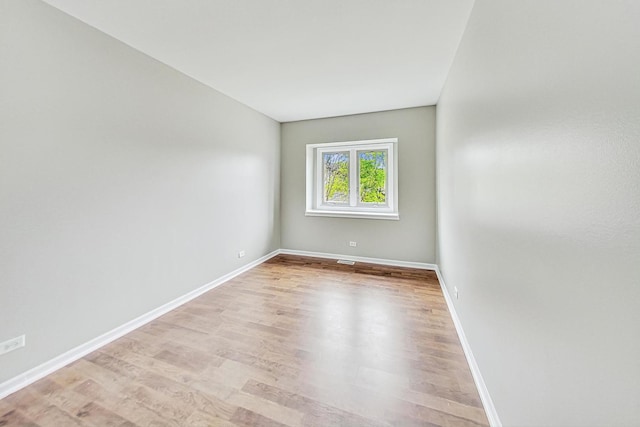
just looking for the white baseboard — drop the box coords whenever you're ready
[0,250,280,400]
[280,249,500,424]
[1,249,501,427]
[279,248,437,270]
[435,266,502,427]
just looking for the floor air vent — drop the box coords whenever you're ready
[337,259,356,265]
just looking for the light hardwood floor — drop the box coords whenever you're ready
[0,254,489,426]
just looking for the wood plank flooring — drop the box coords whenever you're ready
[0,254,489,426]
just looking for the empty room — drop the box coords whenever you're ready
[1,0,638,426]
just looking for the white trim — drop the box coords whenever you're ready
[305,210,399,220]
[306,137,398,149]
[435,266,502,427]
[1,248,501,427]
[279,248,436,270]
[0,250,280,401]
[282,251,502,425]
[280,250,501,426]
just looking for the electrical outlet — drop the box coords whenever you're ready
[0,335,25,356]
[349,241,357,247]
[454,287,459,300]
[238,250,245,258]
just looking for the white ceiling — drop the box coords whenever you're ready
[42,0,474,122]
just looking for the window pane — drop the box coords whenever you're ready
[323,152,349,203]
[359,150,387,203]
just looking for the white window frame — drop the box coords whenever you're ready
[305,138,399,220]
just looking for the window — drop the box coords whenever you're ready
[306,138,398,220]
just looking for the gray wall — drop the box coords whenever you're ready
[281,107,436,263]
[0,0,280,384]
[437,0,640,425]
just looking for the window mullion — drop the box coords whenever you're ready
[349,148,357,207]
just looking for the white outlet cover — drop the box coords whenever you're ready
[0,335,25,356]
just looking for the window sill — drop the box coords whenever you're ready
[305,209,399,220]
